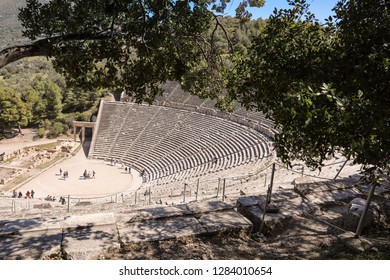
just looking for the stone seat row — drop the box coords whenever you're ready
[90,101,273,184]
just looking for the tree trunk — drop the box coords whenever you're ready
[18,125,24,136]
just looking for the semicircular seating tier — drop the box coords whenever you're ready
[121,81,279,138]
[89,99,274,184]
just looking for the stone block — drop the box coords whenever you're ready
[62,212,115,228]
[381,197,390,223]
[344,198,383,231]
[337,232,373,253]
[1,217,61,234]
[0,229,62,260]
[186,200,234,214]
[236,196,265,208]
[305,187,360,204]
[196,209,252,234]
[238,204,287,234]
[119,205,191,223]
[118,216,205,243]
[272,190,300,202]
[62,224,120,260]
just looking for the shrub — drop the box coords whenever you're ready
[46,121,66,138]
[75,112,90,122]
[37,128,46,138]
[43,119,52,129]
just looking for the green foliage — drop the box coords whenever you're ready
[37,127,46,138]
[75,112,90,122]
[1,0,387,185]
[62,89,100,113]
[0,57,104,132]
[0,1,262,135]
[0,87,30,131]
[46,121,68,138]
[40,119,52,129]
[36,117,69,138]
[12,1,265,104]
[231,0,389,177]
[0,0,267,138]
[1,1,266,113]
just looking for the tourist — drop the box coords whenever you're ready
[46,195,55,201]
[59,197,66,205]
[60,168,62,175]
[31,189,35,198]
[92,170,95,179]
[12,190,17,198]
[18,191,23,198]
[26,191,31,199]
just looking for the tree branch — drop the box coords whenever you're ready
[212,13,234,54]
[0,31,118,68]
[0,43,46,68]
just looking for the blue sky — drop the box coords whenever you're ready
[223,0,339,22]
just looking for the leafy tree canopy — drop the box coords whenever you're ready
[0,0,388,183]
[229,0,389,182]
[0,87,30,132]
[0,0,264,106]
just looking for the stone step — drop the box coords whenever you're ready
[0,200,253,260]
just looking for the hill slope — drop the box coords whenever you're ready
[0,0,25,48]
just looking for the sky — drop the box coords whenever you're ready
[223,0,340,22]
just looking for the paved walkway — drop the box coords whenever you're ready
[0,130,68,155]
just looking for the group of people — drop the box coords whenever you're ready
[60,169,69,179]
[12,189,34,199]
[83,169,95,179]
[44,195,66,205]
[113,160,133,174]
[124,166,131,173]
[45,195,56,201]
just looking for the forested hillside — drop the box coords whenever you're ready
[207,16,266,55]
[0,0,104,138]
[0,0,50,49]
[0,0,23,49]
